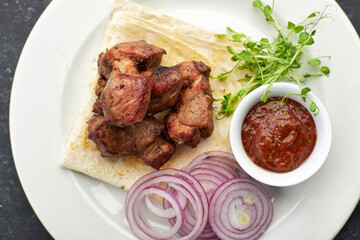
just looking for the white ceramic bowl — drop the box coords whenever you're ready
[230,82,332,187]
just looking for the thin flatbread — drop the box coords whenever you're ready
[61,0,246,190]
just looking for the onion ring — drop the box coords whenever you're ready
[125,169,208,240]
[125,151,273,240]
[209,177,273,240]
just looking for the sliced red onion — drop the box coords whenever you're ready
[125,169,208,240]
[188,162,237,179]
[184,151,250,239]
[183,151,249,178]
[200,158,239,177]
[167,183,203,235]
[144,193,179,219]
[183,150,235,167]
[132,186,183,239]
[125,151,273,240]
[209,178,273,240]
[189,168,228,183]
[163,176,209,238]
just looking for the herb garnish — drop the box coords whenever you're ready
[214,0,330,118]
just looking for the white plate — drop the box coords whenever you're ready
[10,0,360,239]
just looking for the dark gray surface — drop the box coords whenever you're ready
[0,0,359,239]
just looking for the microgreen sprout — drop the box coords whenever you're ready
[214,0,330,118]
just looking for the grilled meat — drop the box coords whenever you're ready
[140,137,176,170]
[148,66,185,114]
[178,96,214,138]
[131,117,165,153]
[92,98,103,115]
[95,77,107,96]
[94,40,166,119]
[174,61,211,88]
[87,115,136,157]
[98,40,166,79]
[166,61,214,146]
[165,111,201,147]
[88,42,214,169]
[87,115,164,157]
[92,77,106,115]
[176,73,214,138]
[100,71,152,126]
[88,115,174,169]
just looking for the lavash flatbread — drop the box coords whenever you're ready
[61,0,246,190]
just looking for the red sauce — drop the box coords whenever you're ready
[241,97,317,173]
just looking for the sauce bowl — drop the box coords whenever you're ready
[230,82,332,187]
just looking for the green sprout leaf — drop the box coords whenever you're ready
[253,0,263,8]
[308,58,321,66]
[294,26,304,33]
[260,38,270,43]
[263,5,273,20]
[310,102,317,112]
[298,32,309,43]
[287,21,295,30]
[305,37,315,45]
[308,12,317,18]
[215,34,227,38]
[301,87,311,95]
[227,46,236,54]
[321,66,330,75]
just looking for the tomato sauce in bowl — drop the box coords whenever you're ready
[241,97,317,173]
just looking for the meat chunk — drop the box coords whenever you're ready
[174,61,211,88]
[88,42,214,169]
[148,66,185,114]
[95,77,107,96]
[92,77,107,115]
[166,61,214,146]
[131,117,165,153]
[165,111,201,147]
[110,58,139,76]
[87,115,165,157]
[87,115,173,169]
[94,40,166,119]
[100,71,152,126]
[177,96,214,138]
[176,73,214,138]
[98,40,166,79]
[92,98,103,115]
[87,115,136,157]
[140,137,176,170]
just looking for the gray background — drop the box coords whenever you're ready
[0,0,359,239]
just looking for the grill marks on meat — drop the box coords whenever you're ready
[88,115,173,169]
[88,41,214,169]
[166,61,214,147]
[100,72,152,126]
[148,66,185,114]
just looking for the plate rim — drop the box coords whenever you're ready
[9,0,360,239]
